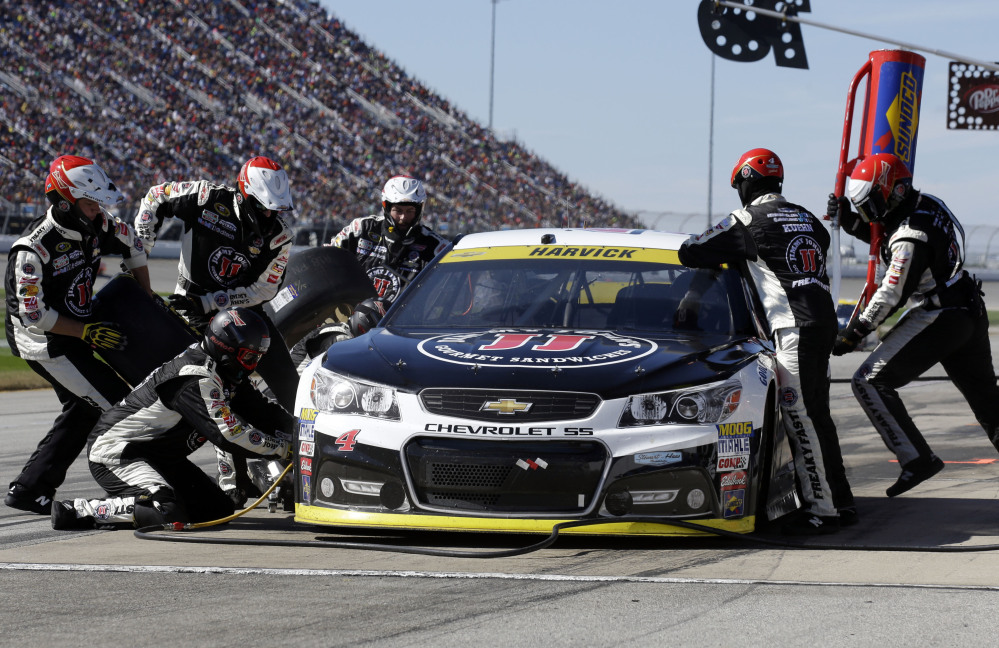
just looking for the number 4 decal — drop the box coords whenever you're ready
[335,429,361,451]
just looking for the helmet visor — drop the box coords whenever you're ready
[236,347,266,371]
[853,191,886,224]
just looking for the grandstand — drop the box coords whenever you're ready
[0,0,640,244]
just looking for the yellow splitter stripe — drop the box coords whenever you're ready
[296,504,756,536]
[443,246,682,264]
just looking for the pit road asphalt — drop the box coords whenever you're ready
[2,260,999,646]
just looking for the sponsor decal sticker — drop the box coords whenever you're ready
[717,421,753,438]
[418,329,656,368]
[515,458,548,471]
[722,488,746,518]
[440,245,679,264]
[717,455,750,471]
[717,437,751,457]
[634,451,683,466]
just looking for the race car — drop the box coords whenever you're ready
[292,228,800,536]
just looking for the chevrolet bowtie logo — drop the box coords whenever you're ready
[480,398,533,415]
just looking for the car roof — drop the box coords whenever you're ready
[452,228,691,252]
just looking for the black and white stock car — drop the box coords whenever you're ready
[293,228,800,536]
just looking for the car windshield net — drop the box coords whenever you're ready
[388,252,755,336]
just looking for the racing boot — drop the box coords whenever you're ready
[838,506,860,527]
[51,500,96,530]
[987,424,999,454]
[5,482,54,515]
[780,510,840,536]
[886,454,944,498]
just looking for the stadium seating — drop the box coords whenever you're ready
[0,0,639,239]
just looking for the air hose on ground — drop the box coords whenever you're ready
[134,462,999,556]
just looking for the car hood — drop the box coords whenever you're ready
[320,327,767,399]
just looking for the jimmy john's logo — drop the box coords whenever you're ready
[418,329,656,368]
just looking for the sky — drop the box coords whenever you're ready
[320,1,998,235]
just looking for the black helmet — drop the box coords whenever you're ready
[203,307,271,382]
[348,298,386,337]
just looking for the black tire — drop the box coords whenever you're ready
[752,385,779,531]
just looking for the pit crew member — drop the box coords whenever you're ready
[4,155,151,515]
[679,148,854,535]
[830,153,999,497]
[51,308,294,530]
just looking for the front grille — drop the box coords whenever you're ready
[429,462,511,488]
[405,437,608,515]
[419,388,600,422]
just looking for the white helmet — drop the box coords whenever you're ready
[239,156,294,211]
[381,175,426,217]
[45,155,123,208]
[45,155,123,234]
[238,156,293,237]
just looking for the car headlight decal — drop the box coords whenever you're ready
[629,394,669,423]
[619,378,742,427]
[310,368,401,420]
[360,386,394,414]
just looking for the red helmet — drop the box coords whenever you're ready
[730,148,784,188]
[846,153,912,223]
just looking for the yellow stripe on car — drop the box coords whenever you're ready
[296,504,756,536]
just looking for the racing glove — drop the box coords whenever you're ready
[827,193,849,220]
[831,324,871,356]
[167,293,207,316]
[829,193,866,237]
[81,321,127,352]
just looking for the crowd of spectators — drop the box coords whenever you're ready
[0,0,640,239]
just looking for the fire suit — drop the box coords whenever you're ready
[134,179,297,408]
[5,206,148,509]
[329,214,448,305]
[135,179,298,500]
[56,343,294,528]
[679,193,853,519]
[288,214,449,368]
[840,192,999,465]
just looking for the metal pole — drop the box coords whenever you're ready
[707,54,715,228]
[489,0,497,130]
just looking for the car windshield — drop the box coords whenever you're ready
[388,247,756,336]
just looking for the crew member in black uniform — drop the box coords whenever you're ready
[51,308,294,530]
[4,155,152,515]
[830,153,999,497]
[329,175,449,306]
[133,156,298,504]
[291,175,450,364]
[679,148,854,535]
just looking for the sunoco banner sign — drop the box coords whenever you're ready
[948,62,999,130]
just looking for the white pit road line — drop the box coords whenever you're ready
[2,562,999,591]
